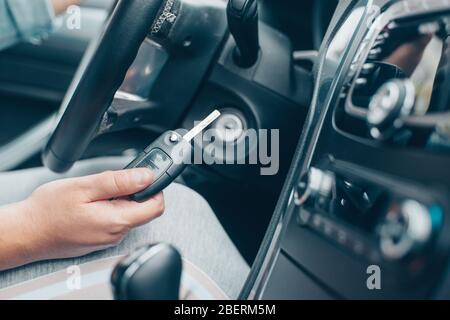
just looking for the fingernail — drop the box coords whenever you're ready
[131,169,153,186]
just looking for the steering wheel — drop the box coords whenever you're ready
[312,0,338,50]
[43,0,166,172]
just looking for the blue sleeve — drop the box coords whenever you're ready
[0,0,56,51]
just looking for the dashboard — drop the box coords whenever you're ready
[2,0,449,299]
[243,0,450,299]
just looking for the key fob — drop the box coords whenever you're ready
[125,131,192,202]
[125,110,221,202]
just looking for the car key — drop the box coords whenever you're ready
[125,110,221,202]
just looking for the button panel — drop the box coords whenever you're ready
[135,149,173,181]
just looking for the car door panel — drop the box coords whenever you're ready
[0,4,110,103]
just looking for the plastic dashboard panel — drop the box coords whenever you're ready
[240,0,359,299]
[242,0,450,300]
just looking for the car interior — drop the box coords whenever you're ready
[1,0,450,300]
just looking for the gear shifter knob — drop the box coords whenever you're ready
[111,244,182,300]
[227,0,260,67]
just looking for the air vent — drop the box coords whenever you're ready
[334,0,450,151]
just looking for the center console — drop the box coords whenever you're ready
[243,0,450,299]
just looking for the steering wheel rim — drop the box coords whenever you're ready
[43,0,164,173]
[312,0,338,50]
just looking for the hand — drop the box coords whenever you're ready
[0,168,164,270]
[51,0,81,15]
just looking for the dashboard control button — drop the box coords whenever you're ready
[294,167,334,206]
[368,47,382,60]
[355,77,368,88]
[378,200,435,260]
[376,32,389,41]
[296,208,311,226]
[367,78,415,140]
[361,63,375,74]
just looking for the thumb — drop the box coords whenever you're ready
[80,168,154,201]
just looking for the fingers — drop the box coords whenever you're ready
[110,193,165,228]
[79,168,154,201]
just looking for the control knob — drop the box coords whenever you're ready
[367,79,415,140]
[377,200,439,260]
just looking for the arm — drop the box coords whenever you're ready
[0,168,165,271]
[0,0,81,50]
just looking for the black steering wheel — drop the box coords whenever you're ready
[43,0,165,172]
[312,0,338,50]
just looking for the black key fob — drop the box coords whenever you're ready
[125,110,221,202]
[125,131,191,202]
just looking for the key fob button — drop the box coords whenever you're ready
[135,149,173,181]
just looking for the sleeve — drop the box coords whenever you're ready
[0,0,56,50]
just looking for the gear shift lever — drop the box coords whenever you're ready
[227,0,260,67]
[111,244,182,300]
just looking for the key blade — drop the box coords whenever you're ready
[183,110,221,142]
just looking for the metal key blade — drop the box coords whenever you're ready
[183,110,221,142]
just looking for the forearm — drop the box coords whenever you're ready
[51,0,81,15]
[0,0,80,51]
[0,202,41,271]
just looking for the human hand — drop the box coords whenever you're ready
[51,0,81,15]
[0,168,164,270]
